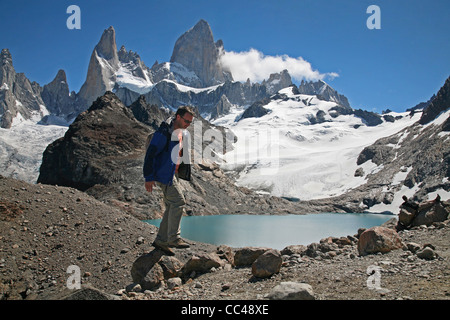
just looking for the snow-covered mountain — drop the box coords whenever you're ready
[0,19,448,215]
[0,122,67,182]
[212,86,422,201]
[212,77,449,214]
[0,20,345,127]
[0,49,49,128]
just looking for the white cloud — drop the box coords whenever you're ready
[220,48,338,83]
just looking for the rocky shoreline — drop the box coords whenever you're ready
[0,175,449,301]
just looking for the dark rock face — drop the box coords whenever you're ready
[0,49,46,128]
[298,79,351,109]
[262,70,293,95]
[38,92,151,191]
[41,69,76,116]
[419,76,450,125]
[127,95,171,130]
[210,95,233,120]
[239,98,271,120]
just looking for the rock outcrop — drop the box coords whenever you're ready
[0,49,47,128]
[262,70,293,95]
[38,91,151,191]
[298,79,351,109]
[419,76,450,125]
[40,69,77,122]
[398,195,450,229]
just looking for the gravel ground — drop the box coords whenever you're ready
[1,175,449,301]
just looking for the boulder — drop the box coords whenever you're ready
[412,198,449,227]
[54,284,120,300]
[304,243,321,258]
[397,195,450,229]
[182,252,224,276]
[280,245,307,256]
[158,255,183,279]
[357,226,403,256]
[398,207,417,227]
[251,249,282,278]
[267,282,315,300]
[406,242,421,253]
[234,247,270,267]
[416,247,437,260]
[130,250,165,290]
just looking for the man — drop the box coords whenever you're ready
[143,106,194,255]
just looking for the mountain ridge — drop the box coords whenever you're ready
[1,20,448,212]
[1,20,357,129]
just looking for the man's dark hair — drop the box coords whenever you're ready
[175,106,195,118]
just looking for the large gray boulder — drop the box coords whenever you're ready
[267,282,315,300]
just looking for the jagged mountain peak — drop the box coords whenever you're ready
[40,69,74,116]
[419,75,450,125]
[170,19,233,87]
[53,69,67,82]
[298,79,351,109]
[95,26,118,62]
[0,48,46,128]
[1,48,13,65]
[77,26,120,109]
[187,19,213,38]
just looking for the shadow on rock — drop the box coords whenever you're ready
[130,249,165,291]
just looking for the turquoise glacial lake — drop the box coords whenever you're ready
[145,213,394,250]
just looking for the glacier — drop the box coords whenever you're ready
[213,87,422,202]
[0,121,68,183]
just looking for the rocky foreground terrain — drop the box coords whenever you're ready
[0,174,449,301]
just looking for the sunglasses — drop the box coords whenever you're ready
[180,115,192,124]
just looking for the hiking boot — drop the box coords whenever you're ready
[152,239,175,256]
[169,238,190,249]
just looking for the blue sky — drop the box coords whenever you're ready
[1,0,449,113]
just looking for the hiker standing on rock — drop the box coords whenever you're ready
[143,106,194,255]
